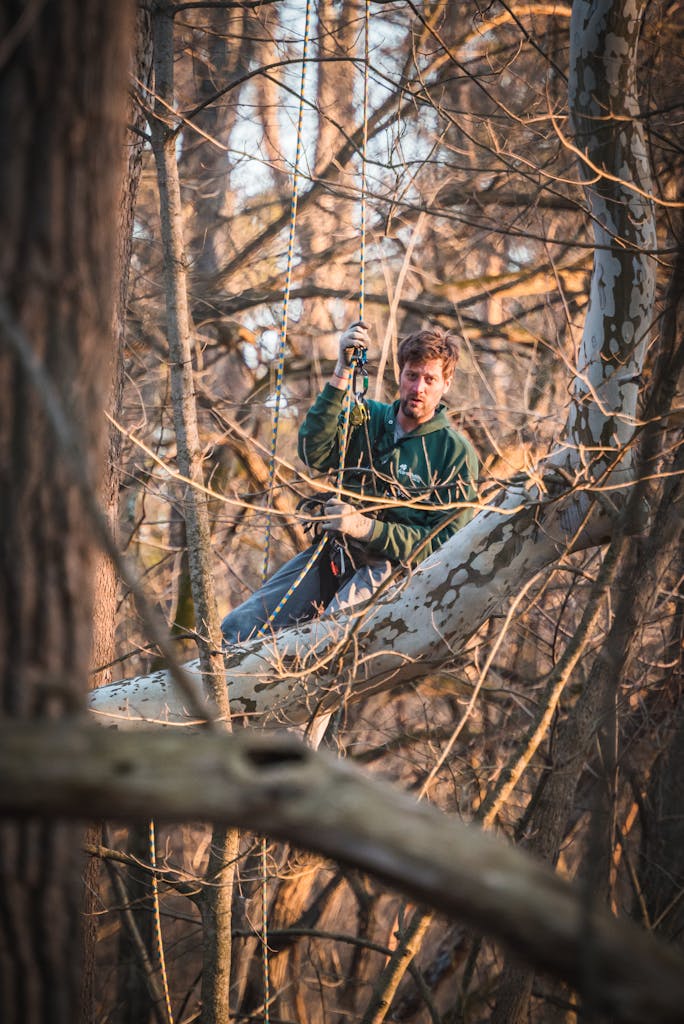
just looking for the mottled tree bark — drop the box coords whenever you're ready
[0,1,132,1022]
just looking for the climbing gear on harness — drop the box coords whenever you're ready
[350,345,369,409]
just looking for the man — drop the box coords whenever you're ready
[221,321,478,645]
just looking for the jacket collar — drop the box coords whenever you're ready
[386,400,450,437]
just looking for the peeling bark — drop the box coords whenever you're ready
[563,0,656,477]
[89,489,609,728]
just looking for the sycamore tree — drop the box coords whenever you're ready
[92,0,660,747]
[2,1,683,1023]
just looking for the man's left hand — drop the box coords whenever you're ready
[322,499,374,542]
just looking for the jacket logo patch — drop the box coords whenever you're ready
[398,463,426,487]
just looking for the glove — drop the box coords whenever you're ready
[322,499,375,542]
[335,321,370,377]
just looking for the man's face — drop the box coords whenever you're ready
[398,357,452,428]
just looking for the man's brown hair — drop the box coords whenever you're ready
[397,325,461,380]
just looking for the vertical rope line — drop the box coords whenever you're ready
[336,381,354,496]
[358,0,370,323]
[257,8,367,1016]
[261,0,313,584]
[259,10,312,1021]
[149,820,174,1024]
[256,537,328,640]
[338,0,370,492]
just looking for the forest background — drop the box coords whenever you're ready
[0,1,682,1023]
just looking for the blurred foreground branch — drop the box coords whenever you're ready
[1,720,683,1024]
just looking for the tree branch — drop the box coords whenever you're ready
[1,721,683,1024]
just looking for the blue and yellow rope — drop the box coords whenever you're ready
[338,1,370,488]
[359,0,370,324]
[261,0,313,585]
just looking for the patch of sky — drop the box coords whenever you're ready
[132,216,152,241]
[229,2,432,211]
[229,1,320,201]
[239,294,305,377]
[265,388,297,414]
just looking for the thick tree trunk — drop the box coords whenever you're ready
[0,2,132,1022]
[83,11,154,1024]
[562,0,656,475]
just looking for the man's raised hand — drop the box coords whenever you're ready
[335,321,370,378]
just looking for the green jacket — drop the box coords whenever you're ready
[298,384,478,565]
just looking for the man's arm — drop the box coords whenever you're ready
[324,438,479,566]
[298,322,370,471]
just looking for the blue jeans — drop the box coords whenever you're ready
[221,543,394,645]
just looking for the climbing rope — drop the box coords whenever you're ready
[261,0,313,586]
[258,5,312,1020]
[256,5,370,1020]
[338,0,371,486]
[359,0,370,325]
[149,820,174,1024]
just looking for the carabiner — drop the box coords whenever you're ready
[350,345,368,402]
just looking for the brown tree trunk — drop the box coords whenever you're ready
[0,2,132,1022]
[82,11,154,1023]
